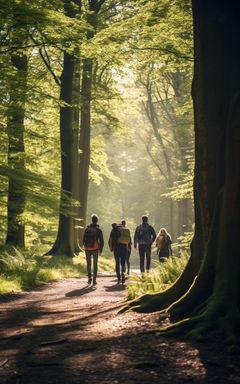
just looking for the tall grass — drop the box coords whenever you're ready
[0,247,114,294]
[126,253,189,300]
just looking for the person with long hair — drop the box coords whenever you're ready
[155,227,172,261]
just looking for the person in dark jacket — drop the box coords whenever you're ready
[134,215,156,273]
[108,221,131,284]
[108,222,118,253]
[83,214,104,285]
[155,227,172,261]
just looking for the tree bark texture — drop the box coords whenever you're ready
[5,8,28,248]
[77,0,105,243]
[78,58,93,243]
[47,0,82,256]
[72,53,82,253]
[47,50,75,257]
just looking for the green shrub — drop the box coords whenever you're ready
[0,246,114,294]
[0,275,21,293]
[126,252,189,300]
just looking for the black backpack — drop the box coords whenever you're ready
[84,226,98,247]
[136,224,150,245]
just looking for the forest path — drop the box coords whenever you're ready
[0,276,239,384]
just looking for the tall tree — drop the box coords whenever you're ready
[5,1,29,248]
[77,0,105,243]
[47,0,81,257]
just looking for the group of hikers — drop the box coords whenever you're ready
[83,214,172,286]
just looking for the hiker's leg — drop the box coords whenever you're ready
[85,250,92,282]
[139,245,145,273]
[114,248,120,281]
[93,250,99,283]
[146,245,151,271]
[126,254,130,274]
[119,244,127,283]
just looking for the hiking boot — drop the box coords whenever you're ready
[93,279,97,285]
[121,274,125,284]
[88,277,92,285]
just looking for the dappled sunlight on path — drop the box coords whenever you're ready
[0,276,238,383]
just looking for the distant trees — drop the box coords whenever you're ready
[131,0,194,241]
[138,67,193,240]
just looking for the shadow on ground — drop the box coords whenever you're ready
[0,277,239,384]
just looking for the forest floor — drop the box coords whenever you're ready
[0,275,240,384]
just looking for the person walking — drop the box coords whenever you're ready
[156,227,172,261]
[108,222,118,253]
[134,215,156,274]
[108,221,131,284]
[83,214,104,285]
[121,220,132,275]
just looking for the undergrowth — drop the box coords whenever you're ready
[126,253,189,300]
[0,246,114,294]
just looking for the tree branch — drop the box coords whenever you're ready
[140,135,168,180]
[130,44,193,61]
[39,46,61,87]
[0,42,61,55]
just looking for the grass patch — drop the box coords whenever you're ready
[126,253,189,300]
[0,275,22,294]
[0,247,115,294]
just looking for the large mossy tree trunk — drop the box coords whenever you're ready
[5,10,28,248]
[122,1,240,342]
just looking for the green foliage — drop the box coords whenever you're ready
[0,247,114,294]
[177,231,193,249]
[90,136,120,185]
[162,151,194,201]
[0,0,194,257]
[126,253,189,300]
[0,276,21,294]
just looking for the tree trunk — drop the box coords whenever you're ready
[47,51,75,257]
[5,12,28,248]
[78,58,93,244]
[72,53,82,253]
[47,0,81,257]
[77,0,105,244]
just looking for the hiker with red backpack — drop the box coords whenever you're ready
[134,215,156,274]
[83,214,104,285]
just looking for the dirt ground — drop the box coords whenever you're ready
[0,275,240,384]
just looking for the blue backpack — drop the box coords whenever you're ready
[136,224,150,245]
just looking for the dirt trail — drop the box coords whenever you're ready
[0,275,239,384]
